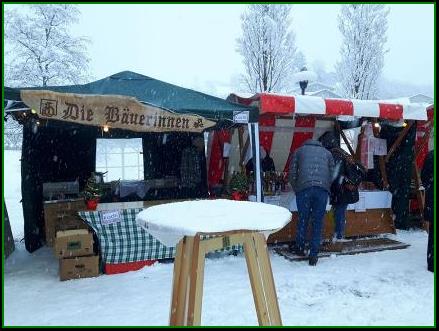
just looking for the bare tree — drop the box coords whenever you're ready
[5,4,91,87]
[336,4,389,99]
[237,4,303,93]
[4,118,23,150]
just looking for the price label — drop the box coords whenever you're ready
[100,210,122,225]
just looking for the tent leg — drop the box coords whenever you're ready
[254,123,263,203]
[249,123,263,203]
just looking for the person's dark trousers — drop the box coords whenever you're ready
[334,203,349,239]
[295,186,329,257]
[428,220,434,272]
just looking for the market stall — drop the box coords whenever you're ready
[219,93,433,243]
[4,71,259,277]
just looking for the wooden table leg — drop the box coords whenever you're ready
[252,233,282,325]
[169,236,194,326]
[170,232,283,326]
[187,234,206,326]
[243,233,271,325]
[169,238,185,325]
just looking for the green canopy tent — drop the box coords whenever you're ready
[4,71,258,252]
[5,71,258,125]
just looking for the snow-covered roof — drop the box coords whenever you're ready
[308,89,342,99]
[231,93,429,120]
[408,94,434,105]
[293,82,335,93]
[380,95,434,108]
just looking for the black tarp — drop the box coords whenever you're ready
[20,121,97,252]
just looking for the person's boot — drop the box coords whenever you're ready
[309,256,318,266]
[292,246,306,256]
[288,243,306,256]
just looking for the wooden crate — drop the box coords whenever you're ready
[43,199,89,247]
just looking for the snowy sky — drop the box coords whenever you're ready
[6,4,435,95]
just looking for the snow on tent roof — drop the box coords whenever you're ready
[4,71,258,125]
[229,93,429,121]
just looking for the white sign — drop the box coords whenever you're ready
[370,137,387,156]
[355,193,366,212]
[233,111,249,124]
[223,142,232,158]
[100,210,122,225]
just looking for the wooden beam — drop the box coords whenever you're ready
[223,158,230,191]
[385,121,415,163]
[169,238,187,326]
[243,234,270,325]
[412,161,425,214]
[371,119,389,190]
[354,125,366,162]
[335,121,355,156]
[176,237,194,325]
[252,233,282,325]
[240,136,250,169]
[379,158,390,190]
[238,127,244,172]
[199,232,252,252]
[187,234,205,326]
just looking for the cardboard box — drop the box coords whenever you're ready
[59,255,99,281]
[54,229,94,258]
[44,199,88,246]
[55,214,89,232]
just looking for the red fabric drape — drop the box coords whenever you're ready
[283,116,317,173]
[259,115,276,154]
[208,129,232,188]
[415,106,434,170]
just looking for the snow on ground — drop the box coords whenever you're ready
[4,150,435,326]
[4,149,24,240]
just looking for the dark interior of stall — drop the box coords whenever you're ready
[372,123,417,229]
[20,119,207,252]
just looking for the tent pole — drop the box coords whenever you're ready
[253,123,262,203]
[248,123,261,202]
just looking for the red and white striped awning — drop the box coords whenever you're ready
[230,93,431,121]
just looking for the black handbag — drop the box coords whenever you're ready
[345,161,367,187]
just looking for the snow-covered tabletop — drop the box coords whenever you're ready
[136,199,292,247]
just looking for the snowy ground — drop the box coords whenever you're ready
[4,150,24,240]
[4,150,435,326]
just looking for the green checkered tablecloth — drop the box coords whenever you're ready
[79,208,175,264]
[79,208,242,265]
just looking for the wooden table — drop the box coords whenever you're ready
[136,199,291,326]
[170,230,282,326]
